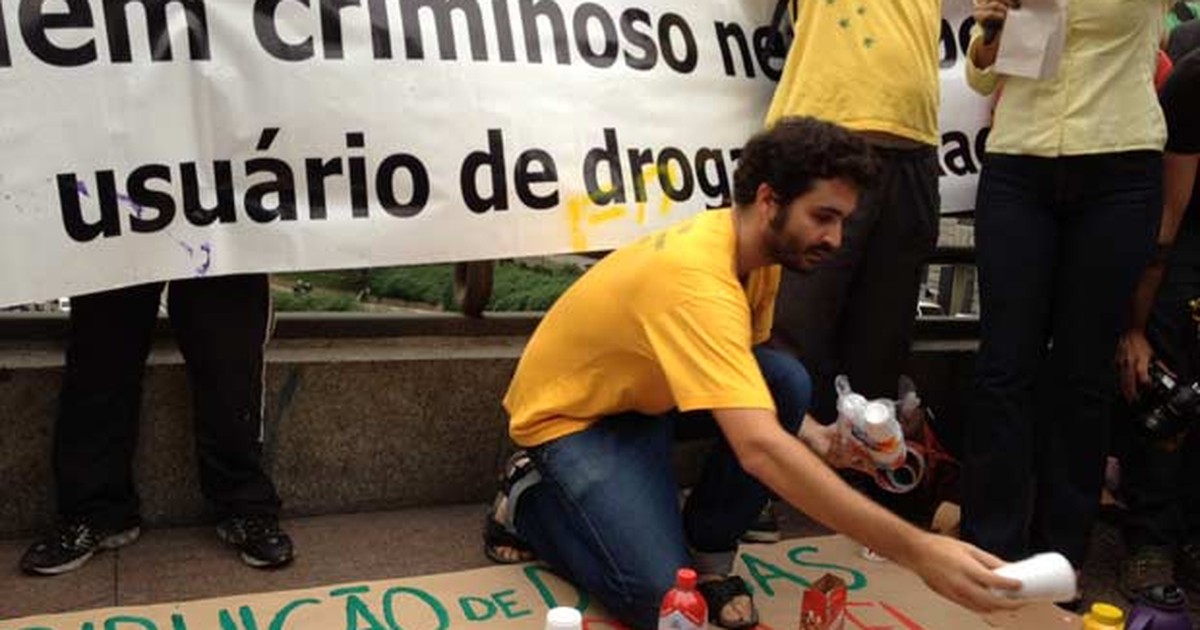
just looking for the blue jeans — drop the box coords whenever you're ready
[513,346,812,630]
[962,152,1162,566]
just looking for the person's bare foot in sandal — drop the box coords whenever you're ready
[482,450,538,564]
[697,575,759,629]
[483,490,535,564]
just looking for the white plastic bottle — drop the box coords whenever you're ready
[544,607,583,630]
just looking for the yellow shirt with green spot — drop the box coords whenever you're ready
[765,0,941,146]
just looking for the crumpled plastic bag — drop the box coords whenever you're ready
[835,375,926,494]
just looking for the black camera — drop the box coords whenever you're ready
[1139,362,1200,439]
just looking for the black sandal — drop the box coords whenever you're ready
[482,451,538,565]
[697,576,760,630]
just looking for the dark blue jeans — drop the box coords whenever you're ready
[962,152,1162,566]
[513,346,812,630]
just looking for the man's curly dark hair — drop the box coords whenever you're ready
[733,116,879,209]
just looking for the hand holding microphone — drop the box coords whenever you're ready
[974,0,1019,42]
[983,19,1003,45]
[972,0,1019,68]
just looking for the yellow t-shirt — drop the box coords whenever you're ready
[764,0,941,146]
[505,210,781,448]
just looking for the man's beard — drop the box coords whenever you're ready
[764,223,833,273]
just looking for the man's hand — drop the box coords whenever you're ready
[798,417,874,475]
[1116,329,1155,402]
[715,409,1025,614]
[908,533,1024,613]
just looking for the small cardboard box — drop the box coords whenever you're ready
[800,573,848,630]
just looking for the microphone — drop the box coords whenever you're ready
[982,18,1003,45]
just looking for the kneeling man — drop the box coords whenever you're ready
[487,117,1019,630]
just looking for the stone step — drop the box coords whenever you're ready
[0,314,978,538]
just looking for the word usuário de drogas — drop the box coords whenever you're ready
[52,123,989,244]
[54,127,750,243]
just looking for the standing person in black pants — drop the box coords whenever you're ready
[20,274,294,574]
[1113,42,1200,600]
[749,0,944,543]
[962,0,1167,582]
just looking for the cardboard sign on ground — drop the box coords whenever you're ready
[1,535,1078,629]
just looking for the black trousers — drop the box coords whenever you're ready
[1118,259,1200,550]
[962,152,1163,566]
[770,146,940,520]
[53,274,282,530]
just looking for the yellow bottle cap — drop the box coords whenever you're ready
[1090,603,1125,624]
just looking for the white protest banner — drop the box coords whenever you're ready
[0,0,991,308]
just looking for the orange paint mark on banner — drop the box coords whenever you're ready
[587,207,628,225]
[565,165,680,251]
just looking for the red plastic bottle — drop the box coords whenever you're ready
[658,568,709,630]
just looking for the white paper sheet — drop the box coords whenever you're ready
[995,0,1068,80]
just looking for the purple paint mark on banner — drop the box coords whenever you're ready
[73,183,144,218]
[173,236,194,258]
[167,233,213,277]
[117,193,145,218]
[195,242,213,277]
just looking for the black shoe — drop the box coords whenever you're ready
[20,521,141,576]
[1120,545,1175,601]
[740,502,782,544]
[1177,541,1200,592]
[1055,596,1085,614]
[216,515,294,569]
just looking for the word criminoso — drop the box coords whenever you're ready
[0,0,700,73]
